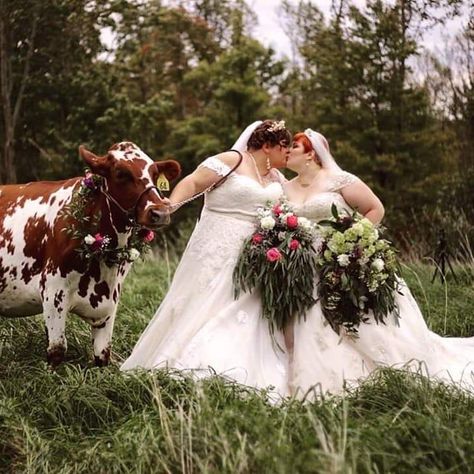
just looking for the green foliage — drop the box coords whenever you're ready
[0,0,472,252]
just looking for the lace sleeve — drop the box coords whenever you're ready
[198,155,232,177]
[328,172,360,193]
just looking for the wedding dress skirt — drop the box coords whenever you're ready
[289,171,474,399]
[121,157,289,397]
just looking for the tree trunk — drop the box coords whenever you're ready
[0,12,11,184]
[0,4,37,184]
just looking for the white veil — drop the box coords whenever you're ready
[231,121,263,153]
[304,128,342,172]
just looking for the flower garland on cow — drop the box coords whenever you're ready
[62,170,155,266]
[233,199,319,334]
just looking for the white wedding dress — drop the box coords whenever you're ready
[289,171,474,399]
[121,156,289,397]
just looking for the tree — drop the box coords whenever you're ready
[0,0,38,183]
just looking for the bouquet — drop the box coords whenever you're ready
[316,204,402,337]
[233,199,319,333]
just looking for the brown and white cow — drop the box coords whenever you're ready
[0,142,180,366]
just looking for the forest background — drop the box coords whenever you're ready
[1,0,473,258]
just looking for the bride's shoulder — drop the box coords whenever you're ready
[198,151,241,176]
[327,170,361,192]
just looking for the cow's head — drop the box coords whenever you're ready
[79,142,181,229]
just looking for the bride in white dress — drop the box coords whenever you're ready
[284,129,474,400]
[121,120,292,396]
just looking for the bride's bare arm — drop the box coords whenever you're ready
[341,181,385,224]
[169,152,241,205]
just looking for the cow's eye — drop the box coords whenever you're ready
[116,169,133,182]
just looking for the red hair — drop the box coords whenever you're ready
[293,133,313,153]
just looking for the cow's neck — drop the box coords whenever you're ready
[94,192,133,248]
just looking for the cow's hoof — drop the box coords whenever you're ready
[94,347,111,367]
[47,345,66,368]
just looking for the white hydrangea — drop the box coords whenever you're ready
[371,258,385,272]
[337,254,350,267]
[128,248,140,261]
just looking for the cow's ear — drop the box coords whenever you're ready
[79,145,111,177]
[155,160,181,181]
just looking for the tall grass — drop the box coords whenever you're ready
[1,260,474,473]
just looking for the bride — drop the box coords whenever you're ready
[121,120,292,397]
[284,129,474,400]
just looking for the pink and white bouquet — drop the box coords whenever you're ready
[316,204,402,337]
[233,199,319,332]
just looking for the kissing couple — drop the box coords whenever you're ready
[121,120,474,401]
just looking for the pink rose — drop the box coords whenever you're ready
[289,239,300,251]
[252,233,264,244]
[272,204,282,216]
[92,233,105,251]
[266,247,282,262]
[286,215,298,229]
[144,230,155,242]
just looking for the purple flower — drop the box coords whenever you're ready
[82,177,95,189]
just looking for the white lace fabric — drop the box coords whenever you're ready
[122,164,474,401]
[289,172,474,400]
[121,172,289,399]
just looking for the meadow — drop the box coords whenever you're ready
[1,258,474,473]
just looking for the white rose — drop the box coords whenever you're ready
[260,216,276,230]
[371,258,385,272]
[128,248,140,261]
[298,217,312,230]
[337,254,350,267]
[84,234,95,245]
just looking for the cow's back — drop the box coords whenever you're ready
[0,178,79,316]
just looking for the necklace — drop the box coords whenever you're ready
[297,173,318,188]
[247,152,268,186]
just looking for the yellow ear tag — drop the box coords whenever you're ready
[156,173,170,192]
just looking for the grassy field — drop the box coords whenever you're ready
[1,259,474,473]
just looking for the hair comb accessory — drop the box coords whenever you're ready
[268,120,286,133]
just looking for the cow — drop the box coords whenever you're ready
[0,142,181,367]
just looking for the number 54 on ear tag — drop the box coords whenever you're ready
[157,173,170,192]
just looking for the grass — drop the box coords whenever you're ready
[1,259,474,473]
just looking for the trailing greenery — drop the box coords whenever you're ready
[1,258,474,473]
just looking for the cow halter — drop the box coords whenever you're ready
[100,182,165,227]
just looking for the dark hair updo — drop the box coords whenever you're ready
[247,120,291,150]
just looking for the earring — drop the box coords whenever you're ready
[306,160,310,167]
[266,155,271,171]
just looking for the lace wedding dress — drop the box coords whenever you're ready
[289,171,474,399]
[121,157,289,397]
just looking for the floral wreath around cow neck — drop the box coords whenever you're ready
[62,170,155,267]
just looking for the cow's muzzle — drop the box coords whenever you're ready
[148,208,171,228]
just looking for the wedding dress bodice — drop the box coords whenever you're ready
[290,172,359,222]
[199,156,283,218]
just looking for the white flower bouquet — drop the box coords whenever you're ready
[316,204,402,337]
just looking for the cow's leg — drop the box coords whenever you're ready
[43,310,67,367]
[42,287,69,367]
[91,310,117,367]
